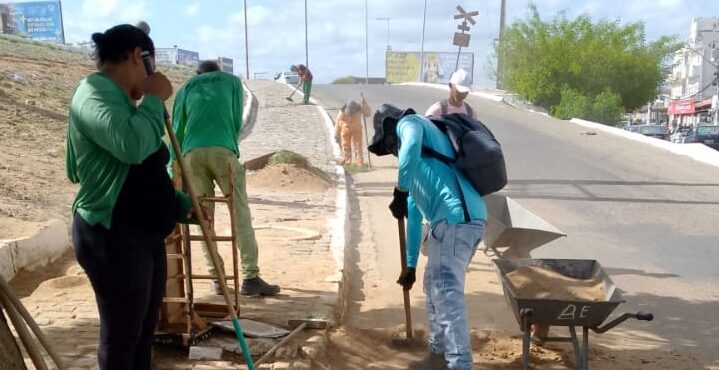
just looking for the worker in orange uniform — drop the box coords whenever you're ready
[335,98,371,165]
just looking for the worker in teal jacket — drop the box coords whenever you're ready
[171,60,279,296]
[368,104,487,370]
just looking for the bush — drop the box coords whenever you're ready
[552,87,590,120]
[590,90,625,125]
[332,76,357,84]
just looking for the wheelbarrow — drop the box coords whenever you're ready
[493,258,654,370]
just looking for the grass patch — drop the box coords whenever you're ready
[268,150,309,167]
[343,163,371,174]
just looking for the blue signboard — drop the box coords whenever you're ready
[177,48,199,67]
[2,1,64,43]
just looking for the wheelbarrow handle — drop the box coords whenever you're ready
[592,311,654,334]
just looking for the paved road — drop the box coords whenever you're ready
[313,84,719,367]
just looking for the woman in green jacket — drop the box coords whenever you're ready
[65,24,192,370]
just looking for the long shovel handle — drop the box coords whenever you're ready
[360,92,372,170]
[397,218,413,340]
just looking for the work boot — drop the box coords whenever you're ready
[241,277,280,296]
[408,352,448,370]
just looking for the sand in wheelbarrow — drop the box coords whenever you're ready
[505,265,605,301]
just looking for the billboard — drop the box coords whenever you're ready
[218,57,233,73]
[155,48,178,65]
[0,1,64,43]
[668,98,695,115]
[177,48,199,67]
[386,51,474,84]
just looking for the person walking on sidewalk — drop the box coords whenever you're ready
[368,104,488,370]
[335,98,371,165]
[171,60,280,296]
[66,24,196,370]
[425,69,476,119]
[291,63,313,104]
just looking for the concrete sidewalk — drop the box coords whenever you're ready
[10,80,344,369]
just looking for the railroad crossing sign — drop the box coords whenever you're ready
[454,5,478,25]
[452,5,478,48]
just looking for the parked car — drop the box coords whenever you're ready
[628,124,670,140]
[682,125,719,150]
[670,126,692,143]
[274,71,299,85]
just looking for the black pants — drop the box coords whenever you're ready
[72,213,166,370]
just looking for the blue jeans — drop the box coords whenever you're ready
[424,220,485,370]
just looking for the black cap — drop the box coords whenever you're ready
[367,104,415,156]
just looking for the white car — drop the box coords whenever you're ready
[274,71,300,85]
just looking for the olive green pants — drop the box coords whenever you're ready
[184,147,259,279]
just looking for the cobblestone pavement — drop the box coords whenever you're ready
[10,79,342,369]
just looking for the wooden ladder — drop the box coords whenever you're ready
[155,165,241,347]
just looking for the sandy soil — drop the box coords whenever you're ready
[506,265,605,301]
[247,163,332,193]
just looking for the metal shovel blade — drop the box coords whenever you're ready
[484,194,566,257]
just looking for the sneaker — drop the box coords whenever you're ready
[210,281,223,295]
[241,277,281,296]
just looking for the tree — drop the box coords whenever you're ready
[496,3,679,124]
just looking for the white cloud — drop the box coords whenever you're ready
[83,0,117,18]
[185,3,200,17]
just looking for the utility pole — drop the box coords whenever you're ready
[365,0,369,84]
[496,0,506,89]
[419,0,428,82]
[243,0,249,79]
[304,0,309,67]
[376,17,391,51]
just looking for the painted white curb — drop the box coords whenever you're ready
[398,82,504,103]
[571,118,719,168]
[0,219,70,280]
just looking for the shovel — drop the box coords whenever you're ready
[286,84,300,102]
[397,218,413,341]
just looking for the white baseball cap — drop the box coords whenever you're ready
[450,69,472,93]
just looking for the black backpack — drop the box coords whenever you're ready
[422,113,507,197]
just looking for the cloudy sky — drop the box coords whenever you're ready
[35,0,719,86]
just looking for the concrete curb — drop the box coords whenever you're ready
[239,81,259,142]
[570,118,719,168]
[398,82,505,103]
[0,219,70,280]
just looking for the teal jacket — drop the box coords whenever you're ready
[396,114,488,268]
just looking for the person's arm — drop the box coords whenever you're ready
[233,78,243,137]
[405,196,422,268]
[77,88,164,164]
[397,115,424,192]
[361,99,371,118]
[168,86,187,177]
[335,113,344,136]
[425,102,441,117]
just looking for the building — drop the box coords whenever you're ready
[669,17,719,126]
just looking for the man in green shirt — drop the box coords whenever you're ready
[172,60,280,296]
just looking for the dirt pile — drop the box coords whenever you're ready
[247,163,331,192]
[505,265,605,301]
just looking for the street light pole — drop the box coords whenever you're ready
[365,0,369,84]
[243,0,249,79]
[376,17,390,51]
[496,0,506,89]
[419,0,428,82]
[304,0,308,67]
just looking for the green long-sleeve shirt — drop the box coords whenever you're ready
[171,71,243,161]
[66,72,190,229]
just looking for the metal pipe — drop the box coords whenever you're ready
[365,0,369,84]
[304,0,309,67]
